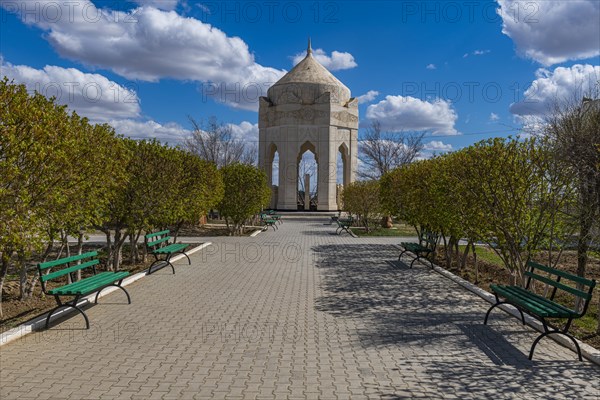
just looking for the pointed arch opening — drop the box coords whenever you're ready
[297,141,318,210]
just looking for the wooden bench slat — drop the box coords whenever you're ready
[48,271,129,296]
[486,260,596,361]
[41,259,99,282]
[39,251,98,270]
[153,243,188,254]
[145,229,170,239]
[492,285,574,318]
[525,271,592,301]
[147,236,171,247]
[528,261,596,287]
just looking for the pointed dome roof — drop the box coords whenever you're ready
[267,40,351,105]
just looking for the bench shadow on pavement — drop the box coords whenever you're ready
[313,244,600,398]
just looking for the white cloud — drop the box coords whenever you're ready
[107,119,259,143]
[489,112,500,121]
[0,0,285,111]
[108,119,190,141]
[423,141,452,152]
[497,0,600,66]
[510,64,600,117]
[365,95,459,135]
[1,59,141,121]
[131,0,179,10]
[292,48,357,71]
[227,121,258,142]
[463,50,491,58]
[357,90,379,104]
[426,64,436,70]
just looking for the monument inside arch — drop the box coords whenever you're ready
[258,41,359,211]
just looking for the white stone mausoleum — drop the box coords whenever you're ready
[258,41,359,211]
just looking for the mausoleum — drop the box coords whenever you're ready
[258,40,359,211]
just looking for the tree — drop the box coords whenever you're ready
[170,152,224,239]
[218,164,271,235]
[358,120,424,180]
[543,95,600,333]
[0,80,128,314]
[342,180,382,232]
[381,137,574,284]
[185,116,256,167]
[544,97,600,278]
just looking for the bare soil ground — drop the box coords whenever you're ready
[0,243,199,331]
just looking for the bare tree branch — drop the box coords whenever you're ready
[358,120,425,180]
[184,116,256,167]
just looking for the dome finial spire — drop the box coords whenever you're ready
[307,37,312,56]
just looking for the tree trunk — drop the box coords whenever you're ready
[76,232,84,281]
[472,242,479,284]
[112,229,127,271]
[442,235,451,268]
[0,249,13,318]
[453,237,460,266]
[142,232,148,263]
[129,233,136,264]
[173,221,184,242]
[18,252,28,300]
[596,295,600,335]
[576,215,592,278]
[24,240,54,298]
[460,241,471,271]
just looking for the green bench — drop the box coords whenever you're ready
[336,216,354,235]
[146,230,190,274]
[265,209,283,224]
[38,251,130,329]
[260,213,278,231]
[398,230,438,268]
[484,261,596,361]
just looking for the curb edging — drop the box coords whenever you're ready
[420,259,600,366]
[0,242,212,347]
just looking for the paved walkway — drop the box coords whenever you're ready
[1,217,599,399]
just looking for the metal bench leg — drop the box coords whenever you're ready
[529,330,582,361]
[173,251,191,265]
[148,259,174,274]
[529,318,582,361]
[484,298,525,325]
[398,250,407,261]
[409,256,418,269]
[45,295,89,329]
[94,283,132,304]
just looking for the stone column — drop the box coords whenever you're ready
[278,139,298,210]
[304,174,310,210]
[317,131,338,211]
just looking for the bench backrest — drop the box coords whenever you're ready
[525,261,596,316]
[419,230,439,251]
[37,251,100,294]
[146,230,172,249]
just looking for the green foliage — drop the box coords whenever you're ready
[0,79,128,306]
[381,136,574,283]
[172,153,224,228]
[218,164,271,235]
[341,180,381,232]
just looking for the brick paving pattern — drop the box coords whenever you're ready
[1,217,599,399]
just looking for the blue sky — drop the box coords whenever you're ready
[1,0,599,156]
